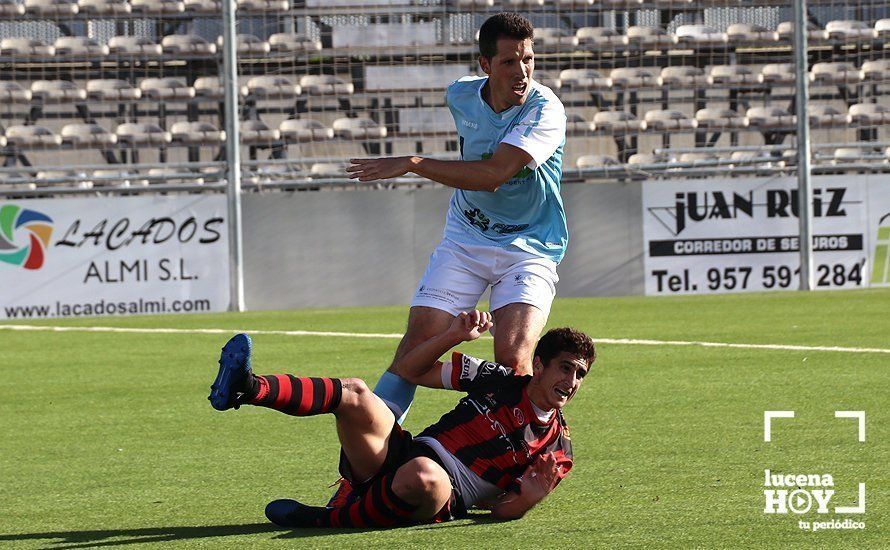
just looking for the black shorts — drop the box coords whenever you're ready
[338,422,468,520]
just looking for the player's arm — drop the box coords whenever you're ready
[347,142,532,192]
[487,453,565,521]
[394,310,493,389]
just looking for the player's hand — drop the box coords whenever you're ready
[347,157,411,181]
[519,452,562,502]
[449,310,493,342]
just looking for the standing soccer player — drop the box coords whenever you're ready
[348,12,568,425]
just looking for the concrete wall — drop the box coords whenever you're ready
[242,182,644,310]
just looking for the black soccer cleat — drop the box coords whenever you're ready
[208,333,253,411]
[265,499,328,528]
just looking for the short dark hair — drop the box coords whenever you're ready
[534,327,597,368]
[478,12,534,59]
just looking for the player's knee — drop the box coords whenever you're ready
[393,457,450,504]
[340,377,371,407]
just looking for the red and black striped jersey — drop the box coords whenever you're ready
[418,352,573,493]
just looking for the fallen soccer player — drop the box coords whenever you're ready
[208,310,596,527]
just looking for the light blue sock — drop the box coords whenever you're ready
[373,371,417,425]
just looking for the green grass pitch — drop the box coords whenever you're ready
[0,289,887,548]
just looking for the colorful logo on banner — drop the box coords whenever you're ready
[871,213,890,285]
[0,204,54,270]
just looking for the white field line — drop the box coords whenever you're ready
[1,324,889,355]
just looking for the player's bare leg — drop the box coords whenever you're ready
[334,378,398,481]
[373,306,454,423]
[392,457,453,519]
[492,302,547,375]
[387,306,455,372]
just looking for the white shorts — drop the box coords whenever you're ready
[411,238,559,317]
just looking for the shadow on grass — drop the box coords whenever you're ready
[0,523,282,549]
[0,513,502,548]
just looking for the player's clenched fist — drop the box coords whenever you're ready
[449,310,493,342]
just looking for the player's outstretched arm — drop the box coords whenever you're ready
[487,453,563,521]
[394,310,493,389]
[347,142,532,192]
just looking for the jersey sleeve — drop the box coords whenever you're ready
[500,95,566,170]
[439,352,514,392]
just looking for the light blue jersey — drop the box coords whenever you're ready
[443,76,568,263]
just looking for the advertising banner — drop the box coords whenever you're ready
[642,176,870,295]
[0,195,229,319]
[868,178,890,287]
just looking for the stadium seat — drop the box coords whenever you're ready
[861,60,890,82]
[147,167,203,184]
[555,0,592,6]
[24,0,79,16]
[745,106,795,128]
[87,79,141,101]
[505,0,544,7]
[60,123,118,148]
[1,38,55,57]
[576,154,620,168]
[269,33,322,54]
[576,27,628,49]
[36,170,92,189]
[90,169,147,188]
[832,148,868,163]
[77,0,131,14]
[728,150,781,168]
[333,117,387,139]
[591,110,645,133]
[535,28,578,49]
[5,125,63,148]
[598,0,642,7]
[130,0,184,14]
[532,71,560,90]
[558,69,611,91]
[658,66,708,88]
[626,26,677,49]
[726,24,779,44]
[236,0,288,11]
[279,118,334,142]
[708,65,758,86]
[810,62,861,85]
[627,153,665,165]
[225,34,271,56]
[183,0,219,12]
[643,110,696,131]
[565,113,590,135]
[139,78,195,101]
[0,82,33,103]
[848,103,890,125]
[694,108,747,129]
[31,80,87,103]
[170,121,225,145]
[193,77,226,101]
[609,68,657,89]
[108,36,163,57]
[162,35,217,55]
[299,75,354,96]
[876,19,890,38]
[678,152,717,163]
[310,163,346,178]
[759,63,796,85]
[777,21,827,42]
[240,120,280,144]
[806,105,850,127]
[115,122,172,146]
[825,20,876,42]
[0,0,26,15]
[53,36,109,56]
[242,76,301,99]
[676,25,727,46]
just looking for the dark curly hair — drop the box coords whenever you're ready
[534,327,597,368]
[478,12,534,59]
